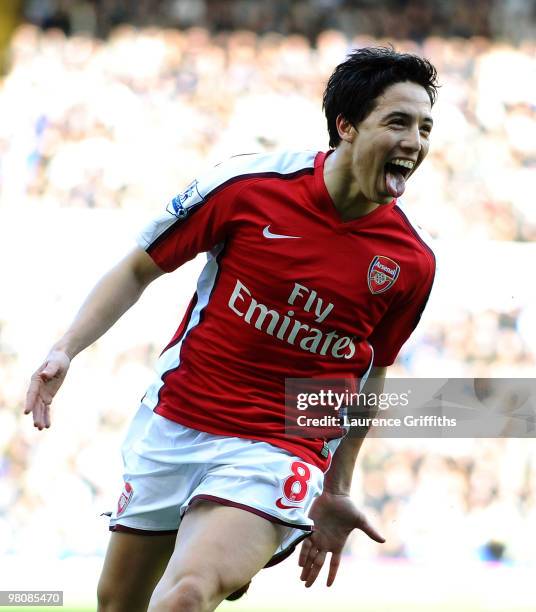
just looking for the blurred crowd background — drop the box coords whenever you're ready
[1,0,535,582]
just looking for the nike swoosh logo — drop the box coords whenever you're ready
[275,497,301,510]
[263,225,301,240]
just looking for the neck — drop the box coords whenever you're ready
[323,146,380,221]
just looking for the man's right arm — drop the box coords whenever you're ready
[54,247,164,359]
[24,247,164,429]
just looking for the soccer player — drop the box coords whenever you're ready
[24,46,438,611]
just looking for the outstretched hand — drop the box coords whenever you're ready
[298,491,385,587]
[24,350,71,430]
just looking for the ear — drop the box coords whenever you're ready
[335,114,356,144]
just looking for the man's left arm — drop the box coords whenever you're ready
[298,367,387,587]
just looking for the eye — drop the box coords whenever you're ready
[388,121,406,131]
[420,125,432,136]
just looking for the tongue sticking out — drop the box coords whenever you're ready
[385,168,406,198]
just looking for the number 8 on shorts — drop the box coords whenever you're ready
[283,461,311,503]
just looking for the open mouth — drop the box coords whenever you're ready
[385,161,413,179]
[384,159,414,198]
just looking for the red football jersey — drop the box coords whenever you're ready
[137,150,435,470]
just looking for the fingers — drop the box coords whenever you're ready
[23,357,65,429]
[40,360,59,382]
[300,548,327,588]
[326,553,341,587]
[28,397,46,430]
[301,550,341,587]
[37,399,50,430]
[24,372,52,429]
[36,399,45,429]
[298,537,312,567]
[299,539,316,580]
[358,517,386,544]
[24,379,40,415]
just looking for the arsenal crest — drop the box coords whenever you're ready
[117,482,133,516]
[368,255,400,294]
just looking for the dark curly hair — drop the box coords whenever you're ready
[323,46,439,148]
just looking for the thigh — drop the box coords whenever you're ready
[153,501,287,610]
[181,443,324,564]
[97,531,175,612]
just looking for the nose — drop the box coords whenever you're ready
[400,126,421,153]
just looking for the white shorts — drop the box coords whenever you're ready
[108,404,324,565]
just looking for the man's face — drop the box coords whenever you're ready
[346,81,433,204]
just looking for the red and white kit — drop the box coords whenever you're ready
[110,150,435,550]
[137,150,435,469]
[109,404,324,563]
